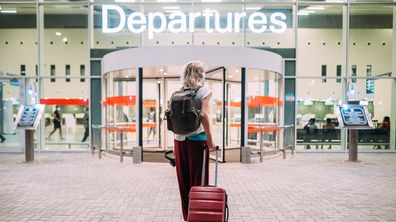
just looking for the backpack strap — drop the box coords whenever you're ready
[182,86,202,96]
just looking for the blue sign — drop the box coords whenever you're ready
[366,79,374,94]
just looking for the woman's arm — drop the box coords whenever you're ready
[200,93,216,150]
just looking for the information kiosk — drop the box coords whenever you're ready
[14,104,45,162]
[336,105,373,161]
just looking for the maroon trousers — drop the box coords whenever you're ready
[174,139,209,221]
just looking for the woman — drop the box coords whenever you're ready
[173,61,216,221]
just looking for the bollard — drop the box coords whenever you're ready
[133,146,142,164]
[241,146,251,163]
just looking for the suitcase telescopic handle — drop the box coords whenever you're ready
[201,146,219,187]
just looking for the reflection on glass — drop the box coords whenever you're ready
[247,69,280,153]
[104,70,137,153]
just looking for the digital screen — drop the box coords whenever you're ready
[18,106,39,127]
[338,106,368,126]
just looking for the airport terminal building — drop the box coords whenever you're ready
[0,0,395,162]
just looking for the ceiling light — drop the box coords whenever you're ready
[115,0,136,2]
[307,6,325,10]
[1,9,17,14]
[201,0,221,2]
[297,12,310,16]
[159,68,164,72]
[300,10,315,14]
[62,37,68,42]
[236,70,239,73]
[202,8,219,13]
[228,75,233,78]
[254,77,259,80]
[163,6,180,10]
[165,10,182,14]
[164,72,168,75]
[0,6,2,10]
[326,0,344,2]
[157,0,177,2]
[245,7,261,11]
[55,32,62,36]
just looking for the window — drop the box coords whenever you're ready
[351,65,357,83]
[80,65,85,82]
[336,65,342,83]
[20,65,26,76]
[50,65,55,82]
[65,65,70,82]
[321,65,327,83]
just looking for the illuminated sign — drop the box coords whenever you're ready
[102,5,287,39]
[336,105,374,129]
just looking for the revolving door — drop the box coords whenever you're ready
[101,46,284,163]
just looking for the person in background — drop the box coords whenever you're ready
[303,118,318,149]
[147,107,156,139]
[81,106,89,142]
[322,118,336,150]
[0,134,5,143]
[48,105,63,140]
[375,116,391,149]
[380,116,390,129]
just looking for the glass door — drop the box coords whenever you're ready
[0,77,37,153]
[142,78,161,150]
[225,74,242,162]
[163,78,180,151]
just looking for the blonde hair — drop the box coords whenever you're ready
[182,61,205,88]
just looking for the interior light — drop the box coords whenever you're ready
[229,75,233,78]
[157,0,177,2]
[307,6,325,10]
[1,9,17,14]
[326,0,344,2]
[163,6,180,10]
[254,77,259,80]
[55,32,62,36]
[164,72,168,75]
[159,68,164,72]
[0,6,2,10]
[299,10,315,14]
[297,12,310,16]
[202,8,219,13]
[236,70,239,73]
[245,7,261,11]
[201,0,222,2]
[115,0,136,2]
[62,37,68,42]
[165,10,182,14]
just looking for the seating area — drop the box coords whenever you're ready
[296,128,390,149]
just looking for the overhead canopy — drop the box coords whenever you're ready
[102,46,283,75]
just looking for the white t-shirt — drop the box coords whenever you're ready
[174,86,211,141]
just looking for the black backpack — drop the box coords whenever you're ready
[165,86,202,135]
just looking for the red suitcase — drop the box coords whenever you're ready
[187,147,229,222]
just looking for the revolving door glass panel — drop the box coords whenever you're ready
[247,69,282,154]
[204,68,224,161]
[104,69,137,153]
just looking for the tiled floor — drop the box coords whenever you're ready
[0,152,396,221]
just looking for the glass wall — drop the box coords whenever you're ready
[1,0,395,154]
